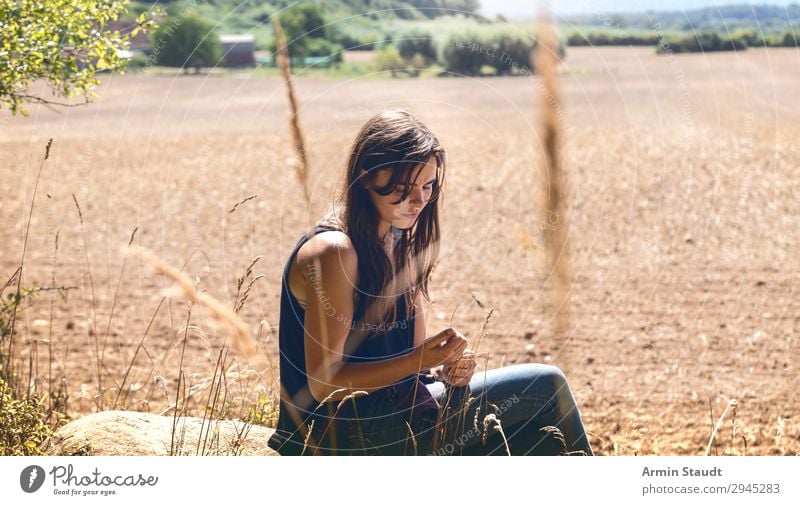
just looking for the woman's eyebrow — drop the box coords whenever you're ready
[399,178,437,187]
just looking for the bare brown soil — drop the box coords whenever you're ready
[2,46,798,455]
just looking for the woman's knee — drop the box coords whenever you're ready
[489,363,569,398]
[539,364,569,391]
[516,364,571,404]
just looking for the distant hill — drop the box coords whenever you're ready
[560,3,800,34]
[130,0,482,49]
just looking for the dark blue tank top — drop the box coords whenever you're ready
[267,224,430,455]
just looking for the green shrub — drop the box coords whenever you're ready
[305,38,344,63]
[243,391,278,428]
[439,27,548,76]
[440,31,490,76]
[151,14,222,72]
[335,30,382,51]
[720,36,748,51]
[487,31,536,75]
[0,377,64,455]
[568,32,660,47]
[127,52,151,69]
[657,31,749,53]
[375,46,406,74]
[395,28,437,64]
[732,29,763,47]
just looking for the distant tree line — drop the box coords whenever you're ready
[561,4,800,34]
[567,32,661,47]
[376,25,567,77]
[567,29,798,53]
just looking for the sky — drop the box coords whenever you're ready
[478,0,800,19]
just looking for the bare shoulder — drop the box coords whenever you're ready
[296,230,358,280]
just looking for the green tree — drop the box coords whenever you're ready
[152,14,221,73]
[280,2,327,41]
[270,2,327,60]
[396,28,437,64]
[0,0,156,116]
[441,32,489,76]
[270,3,343,64]
[489,32,536,76]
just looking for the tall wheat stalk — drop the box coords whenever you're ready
[272,15,312,210]
[533,12,572,357]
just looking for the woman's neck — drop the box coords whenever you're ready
[377,222,397,256]
[377,221,392,243]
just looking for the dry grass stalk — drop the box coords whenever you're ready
[129,245,257,357]
[539,425,570,455]
[533,13,572,351]
[5,138,52,392]
[302,419,316,452]
[405,421,419,455]
[176,194,258,272]
[482,413,511,455]
[303,388,368,455]
[198,346,230,455]
[234,256,263,314]
[170,305,192,455]
[470,308,494,356]
[46,230,59,413]
[113,297,165,409]
[705,399,738,456]
[99,225,140,402]
[227,194,257,215]
[71,192,101,405]
[272,15,311,209]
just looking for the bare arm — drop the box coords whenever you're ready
[412,287,444,378]
[412,288,427,348]
[301,235,464,403]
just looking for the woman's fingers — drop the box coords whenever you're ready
[442,334,467,364]
[424,328,455,349]
[441,338,468,364]
[446,362,474,374]
[446,375,471,387]
[442,358,477,386]
[444,353,477,372]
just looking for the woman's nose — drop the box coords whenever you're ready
[409,186,425,205]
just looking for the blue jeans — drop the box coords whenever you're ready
[425,364,593,455]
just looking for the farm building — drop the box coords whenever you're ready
[220,34,256,67]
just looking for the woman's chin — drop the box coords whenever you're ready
[392,216,417,229]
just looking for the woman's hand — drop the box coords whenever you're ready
[440,349,477,387]
[413,328,468,371]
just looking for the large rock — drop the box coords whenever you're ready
[47,410,279,456]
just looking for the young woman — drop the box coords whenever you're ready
[267,109,593,456]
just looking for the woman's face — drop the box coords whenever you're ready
[362,157,438,231]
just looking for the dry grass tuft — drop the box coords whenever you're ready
[129,245,257,358]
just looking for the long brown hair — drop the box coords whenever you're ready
[318,108,446,330]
